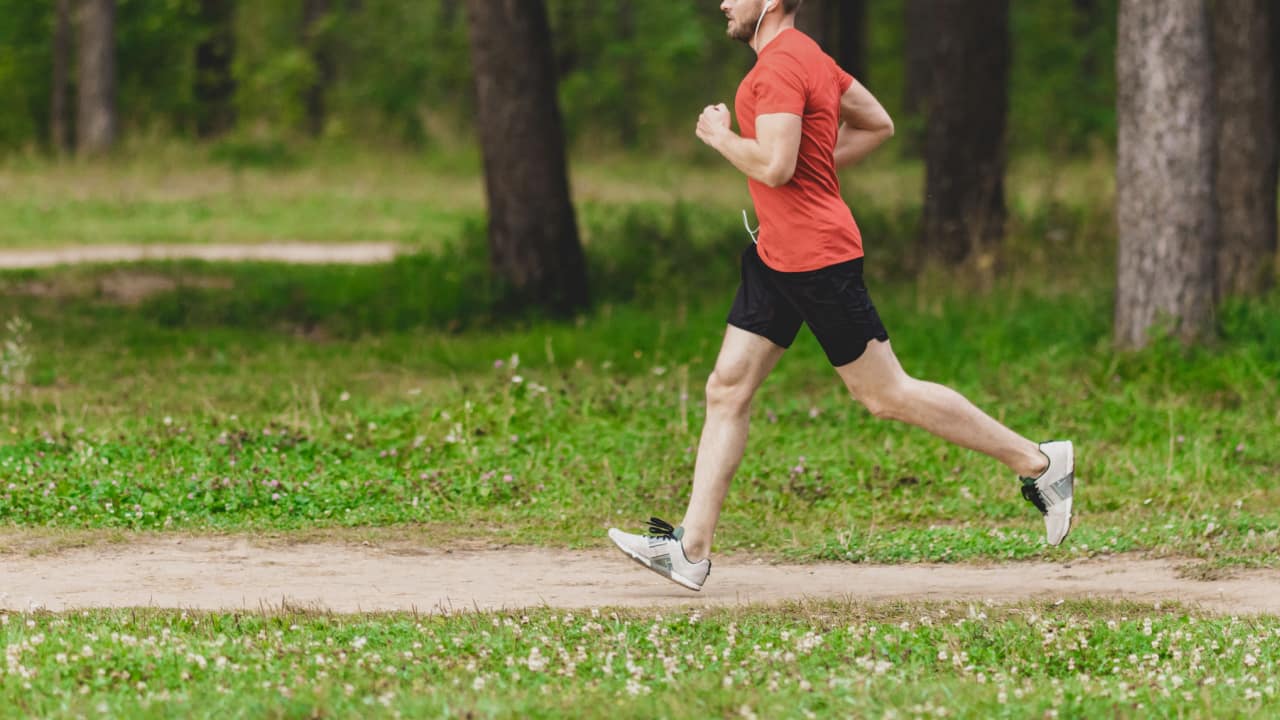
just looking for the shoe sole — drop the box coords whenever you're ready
[608,536,703,591]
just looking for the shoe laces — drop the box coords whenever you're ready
[1020,478,1048,514]
[646,516,680,540]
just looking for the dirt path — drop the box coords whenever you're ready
[1,538,1276,615]
[0,242,401,269]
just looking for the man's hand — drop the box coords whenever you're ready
[696,103,732,148]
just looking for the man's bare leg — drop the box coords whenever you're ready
[835,339,1048,478]
[678,326,786,562]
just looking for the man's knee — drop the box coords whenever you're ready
[854,380,912,421]
[705,366,755,413]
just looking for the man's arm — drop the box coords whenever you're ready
[696,104,803,188]
[834,77,894,169]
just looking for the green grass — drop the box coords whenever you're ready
[0,145,1112,249]
[2,600,1277,718]
[0,250,1277,566]
[0,150,1274,566]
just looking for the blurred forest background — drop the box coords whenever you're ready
[0,1,1277,590]
[0,0,1117,156]
[0,0,1276,350]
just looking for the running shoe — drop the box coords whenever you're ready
[607,517,711,591]
[1021,440,1075,546]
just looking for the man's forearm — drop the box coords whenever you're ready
[712,132,787,187]
[834,125,893,169]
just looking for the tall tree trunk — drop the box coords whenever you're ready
[1115,0,1216,349]
[51,0,72,153]
[837,0,868,82]
[1213,0,1277,298]
[464,0,589,314]
[195,0,236,139]
[77,0,117,155]
[919,0,1010,264]
[903,0,934,118]
[302,0,332,137]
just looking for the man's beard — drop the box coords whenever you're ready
[725,2,762,43]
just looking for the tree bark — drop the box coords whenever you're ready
[51,0,72,153]
[302,0,333,137]
[837,0,867,82]
[464,0,589,315]
[1213,0,1277,298]
[195,0,236,138]
[903,0,934,118]
[77,0,117,156]
[1115,0,1216,349]
[919,0,1010,264]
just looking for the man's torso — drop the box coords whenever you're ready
[735,28,863,272]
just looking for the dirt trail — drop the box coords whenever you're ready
[0,243,401,269]
[1,538,1276,615]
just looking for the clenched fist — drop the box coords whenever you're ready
[696,103,732,147]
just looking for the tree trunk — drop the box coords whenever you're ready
[837,0,868,82]
[195,0,236,138]
[903,0,934,118]
[919,0,1010,264]
[1213,0,1277,298]
[464,0,589,315]
[77,0,117,155]
[51,0,72,153]
[302,0,332,137]
[1115,0,1216,349]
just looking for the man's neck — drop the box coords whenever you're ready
[753,18,795,55]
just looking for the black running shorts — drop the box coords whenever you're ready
[726,243,890,367]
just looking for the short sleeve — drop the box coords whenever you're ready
[836,65,855,93]
[751,54,806,116]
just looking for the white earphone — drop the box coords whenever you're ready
[751,0,775,52]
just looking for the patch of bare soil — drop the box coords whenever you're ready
[2,537,1277,616]
[0,242,400,270]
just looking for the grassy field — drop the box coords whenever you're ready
[0,144,1113,249]
[0,248,1276,567]
[1,152,1276,719]
[3,600,1277,718]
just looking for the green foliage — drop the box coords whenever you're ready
[0,0,1120,155]
[0,2,53,149]
[1009,0,1118,153]
[115,0,205,134]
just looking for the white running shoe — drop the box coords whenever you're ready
[607,517,711,591]
[1021,440,1075,546]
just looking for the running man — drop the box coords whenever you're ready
[608,0,1075,591]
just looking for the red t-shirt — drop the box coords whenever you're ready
[734,28,862,272]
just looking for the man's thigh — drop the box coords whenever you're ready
[832,337,906,399]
